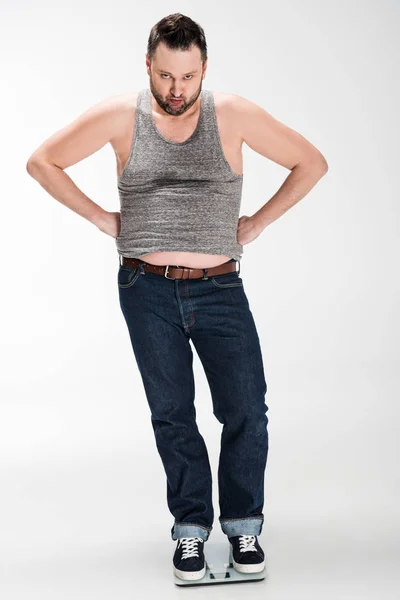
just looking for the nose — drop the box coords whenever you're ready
[170,88,184,99]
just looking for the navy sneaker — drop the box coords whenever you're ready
[228,534,265,573]
[173,537,206,581]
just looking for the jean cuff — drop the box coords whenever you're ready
[219,515,264,537]
[171,522,213,541]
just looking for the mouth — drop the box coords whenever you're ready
[169,98,184,105]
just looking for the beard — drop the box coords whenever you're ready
[149,77,202,116]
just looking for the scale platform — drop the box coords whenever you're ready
[173,540,267,587]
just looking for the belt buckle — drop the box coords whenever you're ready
[236,260,241,276]
[164,265,175,279]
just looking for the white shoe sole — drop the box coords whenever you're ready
[173,564,206,580]
[231,558,265,573]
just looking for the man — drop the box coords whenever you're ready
[26,13,328,582]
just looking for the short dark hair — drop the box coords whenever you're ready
[147,13,207,64]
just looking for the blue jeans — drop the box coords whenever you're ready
[117,257,269,541]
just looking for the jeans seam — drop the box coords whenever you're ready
[174,522,212,531]
[118,268,140,288]
[210,278,243,288]
[219,516,263,522]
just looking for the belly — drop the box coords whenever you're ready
[138,251,232,268]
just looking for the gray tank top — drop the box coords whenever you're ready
[115,87,244,261]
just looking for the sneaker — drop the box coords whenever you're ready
[173,537,206,581]
[228,534,265,573]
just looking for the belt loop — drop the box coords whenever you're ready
[202,267,209,280]
[119,254,123,266]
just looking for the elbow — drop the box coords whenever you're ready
[26,154,47,176]
[318,155,329,174]
[295,151,328,175]
[26,155,39,175]
[307,151,328,174]
[305,154,329,177]
[26,160,35,176]
[313,150,328,174]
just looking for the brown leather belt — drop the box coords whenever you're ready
[120,256,240,280]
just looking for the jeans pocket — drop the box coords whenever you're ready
[118,265,140,288]
[210,271,243,288]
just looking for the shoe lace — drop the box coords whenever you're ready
[178,537,204,559]
[238,535,257,552]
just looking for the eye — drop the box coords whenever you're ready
[160,74,193,79]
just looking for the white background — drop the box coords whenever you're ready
[1,0,399,597]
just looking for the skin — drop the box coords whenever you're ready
[26,41,328,269]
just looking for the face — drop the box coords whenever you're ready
[146,42,207,116]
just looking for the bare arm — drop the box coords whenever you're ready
[231,94,328,240]
[26,95,129,230]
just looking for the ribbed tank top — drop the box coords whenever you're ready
[115,87,244,261]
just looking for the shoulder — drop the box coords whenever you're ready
[104,90,140,116]
[94,91,140,141]
[209,90,242,123]
[210,90,236,110]
[210,90,261,124]
[82,91,139,119]
[212,92,328,170]
[211,91,284,142]
[91,91,141,120]
[211,90,265,117]
[210,91,260,139]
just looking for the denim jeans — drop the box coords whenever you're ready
[117,257,269,542]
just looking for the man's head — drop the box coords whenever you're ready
[146,13,208,116]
